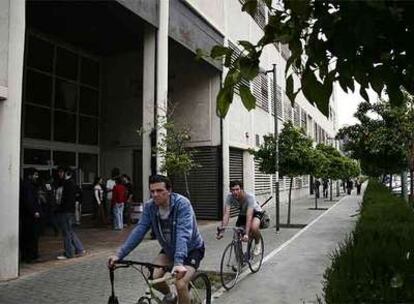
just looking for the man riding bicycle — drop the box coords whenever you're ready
[108,175,205,304]
[216,180,263,256]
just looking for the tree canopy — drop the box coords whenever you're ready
[207,0,414,117]
[336,96,414,177]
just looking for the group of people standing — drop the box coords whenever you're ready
[93,167,135,231]
[20,166,135,263]
[20,166,85,262]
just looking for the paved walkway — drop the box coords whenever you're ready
[0,188,363,304]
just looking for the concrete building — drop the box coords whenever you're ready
[0,0,337,280]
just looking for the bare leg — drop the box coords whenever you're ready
[250,217,262,242]
[152,253,171,295]
[175,265,196,304]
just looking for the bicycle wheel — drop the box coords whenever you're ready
[247,235,264,273]
[189,272,211,304]
[136,296,151,304]
[220,242,240,290]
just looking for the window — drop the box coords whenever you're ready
[293,104,300,127]
[228,41,250,95]
[24,149,51,165]
[55,79,77,112]
[25,70,52,106]
[284,98,292,122]
[53,151,76,167]
[301,110,307,132]
[81,57,99,88]
[79,153,98,183]
[24,105,51,140]
[240,0,267,30]
[254,160,271,194]
[79,116,98,145]
[56,47,78,80]
[253,73,269,112]
[27,35,53,72]
[269,75,282,118]
[23,32,100,146]
[79,86,99,116]
[54,111,76,143]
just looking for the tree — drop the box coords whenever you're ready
[251,121,314,225]
[337,98,413,179]
[140,106,199,199]
[205,0,414,117]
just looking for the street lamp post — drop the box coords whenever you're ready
[265,64,280,232]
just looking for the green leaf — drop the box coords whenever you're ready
[195,48,208,61]
[216,86,234,118]
[239,57,259,81]
[370,68,384,96]
[210,45,230,59]
[241,0,258,16]
[240,85,256,111]
[238,40,255,53]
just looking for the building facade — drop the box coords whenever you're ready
[0,0,337,280]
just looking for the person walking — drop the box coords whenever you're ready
[112,177,127,230]
[20,168,42,263]
[314,179,321,199]
[322,179,329,198]
[55,168,86,260]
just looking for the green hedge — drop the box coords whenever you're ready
[323,180,414,303]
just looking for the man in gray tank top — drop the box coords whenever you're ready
[217,180,263,255]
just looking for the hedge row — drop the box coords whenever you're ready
[323,180,414,303]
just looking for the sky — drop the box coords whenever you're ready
[335,84,379,128]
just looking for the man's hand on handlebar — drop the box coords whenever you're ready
[107,255,119,269]
[172,265,187,280]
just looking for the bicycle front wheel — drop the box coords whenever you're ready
[189,272,211,304]
[220,242,240,290]
[247,235,264,273]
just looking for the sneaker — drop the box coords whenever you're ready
[253,240,262,256]
[57,255,68,260]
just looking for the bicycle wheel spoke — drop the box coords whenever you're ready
[220,243,240,290]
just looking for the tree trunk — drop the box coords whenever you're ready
[336,180,340,197]
[330,179,333,201]
[184,172,191,200]
[401,171,408,202]
[287,177,293,226]
[314,182,318,209]
[389,174,393,190]
[411,170,414,203]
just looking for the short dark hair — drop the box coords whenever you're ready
[149,174,172,190]
[229,180,243,189]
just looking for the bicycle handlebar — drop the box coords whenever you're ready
[114,260,171,272]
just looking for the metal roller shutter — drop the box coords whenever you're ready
[170,146,222,220]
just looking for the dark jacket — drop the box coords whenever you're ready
[20,179,42,219]
[56,178,77,213]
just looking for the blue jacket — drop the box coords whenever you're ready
[117,193,204,266]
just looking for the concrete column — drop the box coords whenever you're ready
[0,0,25,280]
[142,25,156,201]
[155,0,169,174]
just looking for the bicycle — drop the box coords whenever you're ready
[218,226,264,290]
[108,260,211,304]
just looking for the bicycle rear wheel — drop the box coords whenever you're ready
[247,235,264,273]
[189,272,211,304]
[220,242,240,290]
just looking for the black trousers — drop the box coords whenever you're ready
[20,218,40,262]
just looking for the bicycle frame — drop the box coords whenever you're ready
[110,260,208,304]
